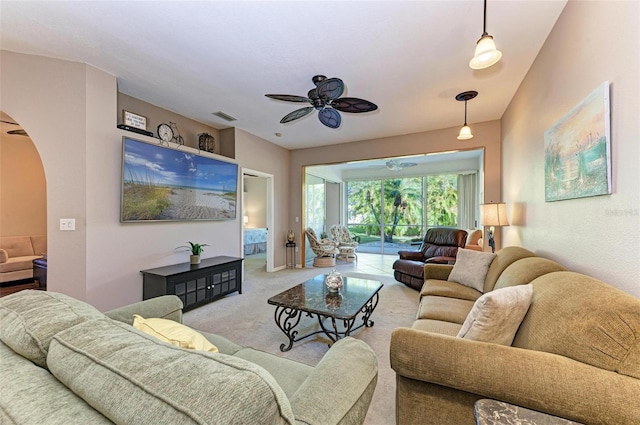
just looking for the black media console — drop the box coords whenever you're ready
[141,256,243,312]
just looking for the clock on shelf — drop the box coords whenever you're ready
[157,123,173,145]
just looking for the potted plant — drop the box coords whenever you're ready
[177,242,209,265]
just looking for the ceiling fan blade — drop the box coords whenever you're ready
[316,78,344,101]
[265,94,311,103]
[318,108,341,129]
[331,97,378,113]
[280,107,314,124]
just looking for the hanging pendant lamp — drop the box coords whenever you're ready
[469,0,502,69]
[456,91,478,140]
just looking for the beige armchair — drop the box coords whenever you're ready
[329,224,358,262]
[305,228,339,267]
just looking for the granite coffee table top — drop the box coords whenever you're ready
[267,274,383,319]
[474,399,584,425]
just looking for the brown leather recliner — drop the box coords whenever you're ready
[392,228,468,290]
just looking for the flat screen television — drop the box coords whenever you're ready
[121,137,238,222]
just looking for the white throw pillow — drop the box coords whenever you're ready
[447,248,497,292]
[457,284,533,346]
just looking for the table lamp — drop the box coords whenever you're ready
[480,202,509,253]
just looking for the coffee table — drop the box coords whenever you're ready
[267,274,383,351]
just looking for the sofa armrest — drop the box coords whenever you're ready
[423,263,454,280]
[390,328,640,425]
[104,295,183,325]
[397,250,424,261]
[290,337,378,425]
[0,249,7,263]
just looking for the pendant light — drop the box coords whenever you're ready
[456,91,477,140]
[469,0,502,70]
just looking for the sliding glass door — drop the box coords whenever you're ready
[346,174,460,254]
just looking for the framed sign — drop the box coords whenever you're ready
[123,110,148,130]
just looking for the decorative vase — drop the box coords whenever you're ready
[325,269,343,292]
[287,230,295,243]
[190,255,201,265]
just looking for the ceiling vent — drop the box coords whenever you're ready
[212,111,237,122]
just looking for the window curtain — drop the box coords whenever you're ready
[457,173,477,229]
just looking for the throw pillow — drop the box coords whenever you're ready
[0,249,7,263]
[448,248,497,292]
[132,315,218,353]
[457,284,534,345]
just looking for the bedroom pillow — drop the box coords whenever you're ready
[133,314,218,353]
[448,248,497,292]
[457,284,533,345]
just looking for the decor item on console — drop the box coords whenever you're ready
[287,230,295,243]
[480,202,509,253]
[121,137,238,222]
[0,290,378,425]
[390,246,640,425]
[198,132,216,154]
[544,81,611,202]
[392,228,468,290]
[157,122,184,147]
[176,241,209,265]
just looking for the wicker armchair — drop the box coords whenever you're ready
[329,225,358,262]
[305,228,339,267]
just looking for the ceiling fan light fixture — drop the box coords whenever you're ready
[469,0,502,70]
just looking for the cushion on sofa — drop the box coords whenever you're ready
[420,279,483,301]
[417,296,475,323]
[132,314,219,352]
[447,249,496,292]
[0,236,35,257]
[0,256,40,273]
[47,318,296,425]
[513,272,640,379]
[0,290,104,368]
[457,284,533,345]
[482,246,536,293]
[0,341,112,424]
[493,257,567,290]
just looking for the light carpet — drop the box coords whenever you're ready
[183,255,419,425]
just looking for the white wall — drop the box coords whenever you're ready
[502,1,639,297]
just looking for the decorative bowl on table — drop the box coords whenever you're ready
[325,269,343,292]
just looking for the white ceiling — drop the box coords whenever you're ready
[0,1,567,150]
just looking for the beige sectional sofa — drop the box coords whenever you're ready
[0,290,378,424]
[391,246,640,425]
[0,235,46,283]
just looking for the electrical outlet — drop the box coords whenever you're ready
[295,217,299,222]
[60,218,76,231]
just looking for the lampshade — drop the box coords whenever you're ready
[469,35,502,69]
[480,203,509,226]
[457,125,473,140]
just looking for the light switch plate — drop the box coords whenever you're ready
[60,218,75,231]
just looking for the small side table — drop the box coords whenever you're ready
[286,242,296,269]
[32,258,47,289]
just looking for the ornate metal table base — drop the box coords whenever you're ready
[272,292,380,352]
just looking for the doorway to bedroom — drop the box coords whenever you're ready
[242,170,274,272]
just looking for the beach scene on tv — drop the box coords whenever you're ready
[122,138,238,221]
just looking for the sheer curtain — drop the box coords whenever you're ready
[457,173,478,229]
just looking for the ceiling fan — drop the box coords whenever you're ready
[385,159,417,171]
[265,75,378,129]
